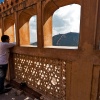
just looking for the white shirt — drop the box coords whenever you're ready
[0,42,16,65]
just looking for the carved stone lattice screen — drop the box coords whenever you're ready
[13,53,71,100]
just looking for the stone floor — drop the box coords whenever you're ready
[0,88,35,100]
[0,81,41,100]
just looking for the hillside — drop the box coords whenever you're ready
[53,32,79,46]
[31,32,79,46]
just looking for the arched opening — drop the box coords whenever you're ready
[52,4,81,49]
[43,0,81,49]
[19,6,37,47]
[4,15,16,42]
[29,15,37,46]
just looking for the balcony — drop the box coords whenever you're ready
[0,0,100,100]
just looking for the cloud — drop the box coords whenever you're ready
[53,15,66,27]
[29,16,37,43]
[29,16,37,29]
[52,4,81,35]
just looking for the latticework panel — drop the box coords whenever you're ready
[13,53,71,100]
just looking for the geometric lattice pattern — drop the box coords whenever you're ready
[13,53,71,100]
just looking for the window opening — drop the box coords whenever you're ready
[52,4,81,49]
[29,15,37,46]
[4,19,16,43]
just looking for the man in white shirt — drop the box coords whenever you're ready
[0,35,16,94]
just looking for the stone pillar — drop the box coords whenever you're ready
[79,0,98,50]
[95,0,100,49]
[37,1,43,48]
[15,11,20,45]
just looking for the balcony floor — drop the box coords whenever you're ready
[0,88,33,100]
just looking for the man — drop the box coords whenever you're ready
[0,35,16,94]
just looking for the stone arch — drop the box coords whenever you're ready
[19,6,37,46]
[3,14,15,42]
[43,0,81,47]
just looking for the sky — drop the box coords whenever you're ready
[0,0,4,3]
[29,16,37,43]
[52,4,81,36]
[29,4,81,43]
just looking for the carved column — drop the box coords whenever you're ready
[37,1,43,48]
[15,11,20,45]
[95,0,100,49]
[79,0,98,50]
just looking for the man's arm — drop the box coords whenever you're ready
[4,42,16,48]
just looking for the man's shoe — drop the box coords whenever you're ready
[0,88,11,94]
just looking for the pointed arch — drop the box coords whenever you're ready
[43,0,81,49]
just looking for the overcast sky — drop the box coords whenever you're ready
[29,4,81,43]
[52,4,81,36]
[29,16,37,43]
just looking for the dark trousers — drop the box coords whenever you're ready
[0,64,8,91]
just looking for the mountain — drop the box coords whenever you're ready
[30,42,37,45]
[31,32,79,46]
[53,32,79,46]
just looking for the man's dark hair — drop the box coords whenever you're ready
[1,35,9,42]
